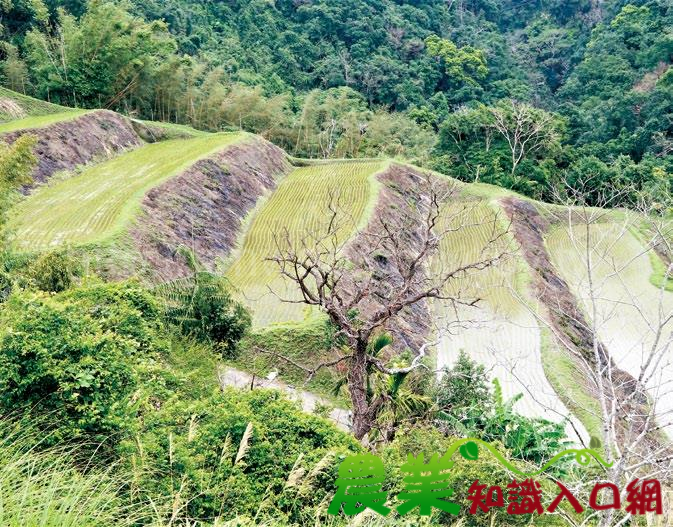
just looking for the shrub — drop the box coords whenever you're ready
[28,248,82,293]
[160,271,251,357]
[381,425,566,526]
[435,352,570,467]
[0,271,10,302]
[0,280,168,447]
[123,388,359,524]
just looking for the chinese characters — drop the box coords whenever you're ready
[328,452,663,518]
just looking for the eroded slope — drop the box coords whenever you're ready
[2,110,141,185]
[131,138,291,281]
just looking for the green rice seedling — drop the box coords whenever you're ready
[7,133,244,251]
[226,160,386,327]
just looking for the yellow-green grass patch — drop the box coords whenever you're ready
[7,133,244,251]
[540,327,602,439]
[0,109,91,134]
[0,87,68,120]
[226,160,388,327]
[132,119,211,139]
[631,219,673,292]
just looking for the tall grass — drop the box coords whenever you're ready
[0,420,147,527]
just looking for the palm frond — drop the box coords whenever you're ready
[369,333,392,356]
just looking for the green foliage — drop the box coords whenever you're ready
[564,152,673,207]
[0,271,10,302]
[23,0,176,109]
[124,388,359,524]
[381,426,565,526]
[434,101,565,199]
[159,271,251,357]
[0,134,36,222]
[27,247,82,292]
[1,0,670,206]
[425,35,488,91]
[0,280,168,447]
[436,352,570,467]
[435,352,492,428]
[0,418,149,527]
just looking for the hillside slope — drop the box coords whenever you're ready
[2,89,671,444]
[8,133,244,250]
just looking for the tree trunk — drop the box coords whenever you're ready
[348,340,372,440]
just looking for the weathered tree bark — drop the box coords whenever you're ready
[347,338,371,440]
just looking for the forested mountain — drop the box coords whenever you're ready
[1,0,671,204]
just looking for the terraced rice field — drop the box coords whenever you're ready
[7,133,243,250]
[0,109,90,133]
[432,199,580,435]
[547,221,673,435]
[226,160,387,327]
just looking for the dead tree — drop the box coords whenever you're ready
[267,172,510,440]
[536,180,673,526]
[488,100,560,178]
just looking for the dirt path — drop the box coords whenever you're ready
[218,366,351,431]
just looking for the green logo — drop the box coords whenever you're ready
[328,437,614,517]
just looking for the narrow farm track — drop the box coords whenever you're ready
[226,160,387,327]
[433,200,578,434]
[547,222,673,436]
[8,133,244,250]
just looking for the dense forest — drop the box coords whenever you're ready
[1,0,671,205]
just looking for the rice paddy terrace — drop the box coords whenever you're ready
[2,88,671,442]
[226,160,387,327]
[8,134,243,250]
[432,200,570,421]
[547,218,673,435]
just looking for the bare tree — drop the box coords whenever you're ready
[653,131,673,159]
[266,170,510,440]
[532,179,673,526]
[488,99,561,177]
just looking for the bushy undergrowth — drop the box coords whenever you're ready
[0,262,579,525]
[381,425,567,527]
[27,248,83,292]
[0,279,168,448]
[124,388,359,525]
[159,271,251,357]
[0,271,362,525]
[435,352,571,467]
